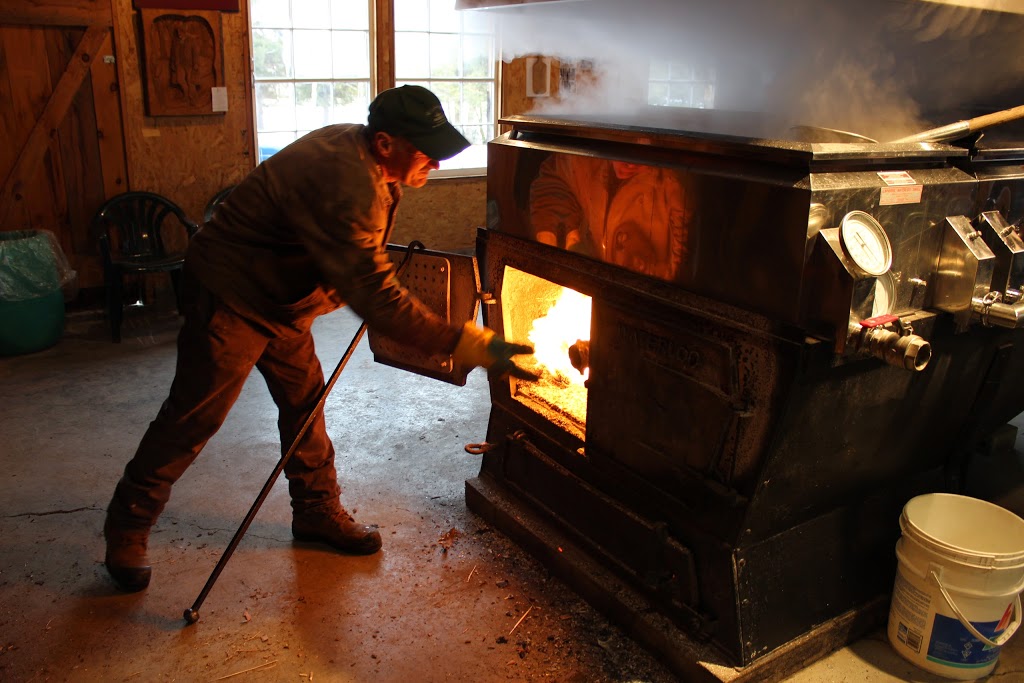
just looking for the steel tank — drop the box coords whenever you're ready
[369,109,1024,681]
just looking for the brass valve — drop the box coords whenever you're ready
[848,316,931,372]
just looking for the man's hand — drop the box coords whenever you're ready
[485,336,540,381]
[453,323,540,381]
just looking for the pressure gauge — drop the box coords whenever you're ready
[840,211,893,276]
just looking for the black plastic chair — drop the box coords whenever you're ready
[93,192,199,342]
[203,185,236,223]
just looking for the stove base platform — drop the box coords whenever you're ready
[465,473,889,682]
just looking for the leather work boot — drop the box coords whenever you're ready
[103,516,152,592]
[292,506,382,555]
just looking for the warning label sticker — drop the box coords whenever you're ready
[880,184,923,206]
[891,571,931,629]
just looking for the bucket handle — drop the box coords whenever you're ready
[929,570,1021,648]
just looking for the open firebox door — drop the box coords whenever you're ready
[368,244,483,385]
[369,244,593,439]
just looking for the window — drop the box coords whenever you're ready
[250,0,496,174]
[648,61,716,110]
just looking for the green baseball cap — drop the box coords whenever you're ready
[368,85,471,161]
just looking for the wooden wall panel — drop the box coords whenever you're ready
[1,26,49,230]
[1,26,93,237]
[54,35,109,287]
[0,39,14,208]
[0,25,110,290]
[112,0,255,223]
[89,31,128,200]
[373,0,395,92]
[500,55,562,121]
[0,12,110,294]
[0,50,27,227]
[391,178,487,252]
[40,43,71,284]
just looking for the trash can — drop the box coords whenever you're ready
[0,230,76,356]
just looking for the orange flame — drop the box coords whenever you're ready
[527,287,592,385]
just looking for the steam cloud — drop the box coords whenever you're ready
[484,0,1024,141]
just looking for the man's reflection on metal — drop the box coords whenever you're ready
[528,155,691,280]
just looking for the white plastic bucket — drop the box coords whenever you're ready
[887,493,1024,679]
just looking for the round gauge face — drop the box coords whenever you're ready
[840,211,893,276]
[872,271,896,317]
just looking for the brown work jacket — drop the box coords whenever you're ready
[187,123,461,353]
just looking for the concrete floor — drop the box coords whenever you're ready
[1,303,1022,683]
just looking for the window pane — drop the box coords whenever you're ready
[648,82,668,105]
[394,0,429,32]
[332,81,372,123]
[294,0,330,29]
[257,131,298,162]
[428,0,460,33]
[332,31,370,79]
[430,81,462,122]
[462,34,492,78]
[395,32,430,78]
[293,30,333,79]
[250,0,289,28]
[442,142,487,171]
[253,29,292,79]
[295,81,335,130]
[332,0,369,30]
[668,82,695,107]
[256,82,295,132]
[460,124,490,146]
[461,81,493,126]
[429,33,459,78]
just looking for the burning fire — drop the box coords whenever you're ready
[527,287,592,385]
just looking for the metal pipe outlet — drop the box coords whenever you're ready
[972,296,1024,328]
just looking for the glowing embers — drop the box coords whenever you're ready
[501,266,591,437]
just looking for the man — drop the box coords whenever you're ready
[103,85,534,592]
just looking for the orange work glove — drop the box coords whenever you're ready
[453,322,539,381]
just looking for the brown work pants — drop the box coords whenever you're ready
[107,275,341,531]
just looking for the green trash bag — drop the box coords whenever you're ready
[0,230,75,300]
[0,230,77,355]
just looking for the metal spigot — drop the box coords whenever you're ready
[862,326,931,371]
[848,317,931,371]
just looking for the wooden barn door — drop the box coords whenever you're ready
[0,2,128,295]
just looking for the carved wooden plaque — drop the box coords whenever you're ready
[140,8,224,116]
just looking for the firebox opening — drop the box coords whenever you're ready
[500,266,591,439]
